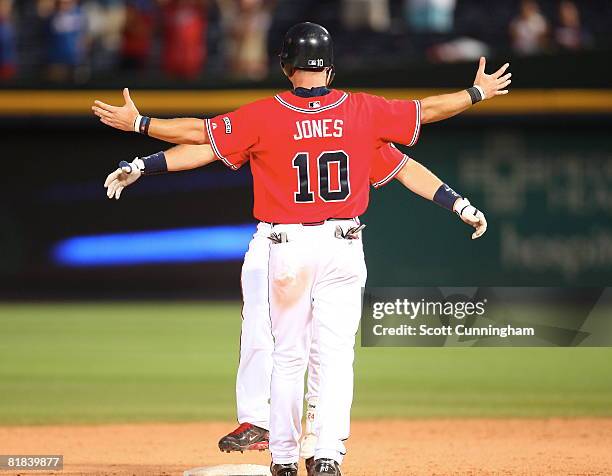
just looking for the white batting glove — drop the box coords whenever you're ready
[103,158,144,200]
[453,197,487,239]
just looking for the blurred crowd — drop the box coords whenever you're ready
[0,0,609,83]
[0,0,277,81]
[510,0,590,55]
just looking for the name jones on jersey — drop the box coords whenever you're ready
[293,119,343,141]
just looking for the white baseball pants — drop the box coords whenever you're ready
[268,220,367,465]
[236,222,322,430]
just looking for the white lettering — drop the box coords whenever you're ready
[294,119,344,141]
[302,121,312,138]
[333,120,343,137]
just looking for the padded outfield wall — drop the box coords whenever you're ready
[0,89,610,298]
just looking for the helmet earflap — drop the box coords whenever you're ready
[326,66,335,87]
[281,62,295,78]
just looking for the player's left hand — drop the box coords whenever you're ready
[92,88,140,132]
[453,197,487,239]
[473,57,512,100]
[104,159,142,200]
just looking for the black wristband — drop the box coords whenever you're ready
[433,184,461,211]
[466,86,483,105]
[141,151,168,175]
[139,116,151,135]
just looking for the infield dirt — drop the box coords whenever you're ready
[1,419,611,475]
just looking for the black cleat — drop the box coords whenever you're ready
[305,456,315,476]
[218,423,269,453]
[270,462,298,476]
[313,458,342,476]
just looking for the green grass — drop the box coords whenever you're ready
[1,302,611,425]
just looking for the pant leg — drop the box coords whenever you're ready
[236,223,274,429]
[305,319,320,403]
[268,237,315,464]
[301,320,320,459]
[313,239,367,464]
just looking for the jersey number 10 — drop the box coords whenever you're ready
[293,151,350,203]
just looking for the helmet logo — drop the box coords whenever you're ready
[308,59,325,67]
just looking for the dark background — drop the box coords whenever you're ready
[1,0,611,299]
[2,111,611,299]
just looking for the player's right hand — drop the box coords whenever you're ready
[473,57,512,100]
[104,159,142,200]
[92,88,140,132]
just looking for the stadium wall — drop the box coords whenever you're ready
[2,96,610,298]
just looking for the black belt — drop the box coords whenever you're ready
[264,217,357,227]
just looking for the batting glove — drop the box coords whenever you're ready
[103,158,143,200]
[453,197,488,239]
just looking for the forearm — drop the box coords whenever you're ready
[394,159,444,201]
[165,144,217,171]
[394,156,466,213]
[129,144,216,176]
[146,117,209,145]
[419,90,473,124]
[393,158,487,239]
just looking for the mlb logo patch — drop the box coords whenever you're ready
[309,101,321,109]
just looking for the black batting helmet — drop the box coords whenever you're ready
[280,22,334,83]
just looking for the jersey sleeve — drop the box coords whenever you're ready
[363,93,421,147]
[224,151,250,170]
[205,104,259,170]
[370,143,410,188]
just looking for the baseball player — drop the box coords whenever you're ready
[100,141,432,466]
[93,22,510,476]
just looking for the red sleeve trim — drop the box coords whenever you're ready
[372,154,410,188]
[205,118,239,170]
[408,100,421,147]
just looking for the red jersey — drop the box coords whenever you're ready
[228,143,410,196]
[206,89,420,223]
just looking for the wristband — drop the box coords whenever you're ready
[433,183,461,211]
[140,116,151,135]
[474,85,485,100]
[466,86,485,104]
[138,151,168,175]
[133,115,151,135]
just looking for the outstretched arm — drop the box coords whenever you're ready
[393,157,442,201]
[394,158,488,239]
[92,88,209,145]
[420,57,511,124]
[104,144,217,199]
[148,118,208,145]
[164,143,217,170]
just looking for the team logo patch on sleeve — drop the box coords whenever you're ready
[223,116,232,134]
